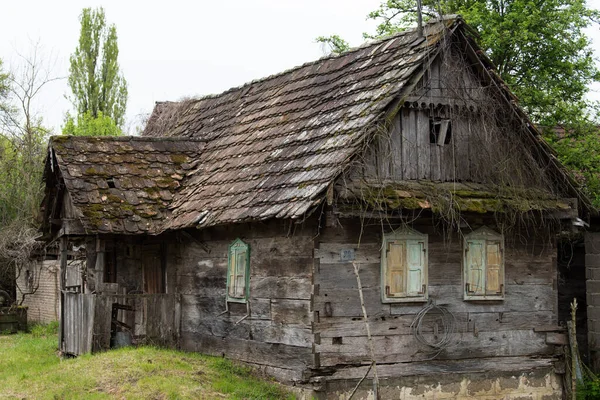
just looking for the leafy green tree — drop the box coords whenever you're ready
[0,49,54,302]
[62,111,121,136]
[68,7,127,129]
[316,34,350,54]
[322,0,599,127]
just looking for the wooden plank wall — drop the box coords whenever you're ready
[313,219,557,373]
[175,220,316,382]
[63,293,95,355]
[364,51,536,186]
[91,294,181,352]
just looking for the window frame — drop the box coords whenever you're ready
[463,227,505,301]
[226,238,251,303]
[380,227,428,303]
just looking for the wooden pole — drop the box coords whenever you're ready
[416,0,424,38]
[568,298,584,399]
[352,262,379,400]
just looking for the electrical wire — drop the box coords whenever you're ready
[410,300,456,356]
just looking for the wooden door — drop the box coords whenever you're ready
[143,245,164,294]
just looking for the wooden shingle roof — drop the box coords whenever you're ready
[47,136,205,234]
[142,18,459,231]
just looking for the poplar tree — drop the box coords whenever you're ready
[67,7,127,129]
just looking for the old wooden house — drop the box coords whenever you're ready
[41,17,590,398]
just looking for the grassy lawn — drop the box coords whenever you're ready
[0,323,294,399]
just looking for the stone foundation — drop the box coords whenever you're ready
[314,369,562,400]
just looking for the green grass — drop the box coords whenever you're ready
[0,323,294,399]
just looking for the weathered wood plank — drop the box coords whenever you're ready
[417,110,430,179]
[180,332,313,370]
[323,356,555,380]
[182,318,313,347]
[455,117,470,180]
[317,330,551,366]
[315,311,555,338]
[401,108,418,179]
[317,262,380,290]
[314,287,390,318]
[250,276,312,300]
[271,299,312,326]
[390,113,403,179]
[315,243,381,265]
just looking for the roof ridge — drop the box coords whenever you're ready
[51,135,208,143]
[157,16,461,107]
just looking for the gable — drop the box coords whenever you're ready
[338,42,583,216]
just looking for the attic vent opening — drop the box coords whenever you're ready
[429,118,452,145]
[106,178,116,189]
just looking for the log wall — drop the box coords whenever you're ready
[313,218,559,373]
[173,220,317,382]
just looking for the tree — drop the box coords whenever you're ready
[68,7,127,130]
[322,1,599,127]
[0,44,58,304]
[63,111,121,136]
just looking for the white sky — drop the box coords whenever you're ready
[1,0,600,135]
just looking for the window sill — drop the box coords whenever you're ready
[463,295,504,301]
[382,296,428,304]
[226,297,248,304]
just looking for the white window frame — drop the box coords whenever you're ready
[463,227,505,301]
[381,227,428,303]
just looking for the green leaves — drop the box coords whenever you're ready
[68,7,127,131]
[62,111,122,137]
[316,35,351,54]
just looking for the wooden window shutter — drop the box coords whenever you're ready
[234,247,247,298]
[465,240,485,295]
[407,240,425,295]
[227,239,250,302]
[485,241,503,295]
[228,249,237,298]
[386,241,405,297]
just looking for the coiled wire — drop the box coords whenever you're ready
[410,300,456,356]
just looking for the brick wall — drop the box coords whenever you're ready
[16,260,60,323]
[586,233,600,370]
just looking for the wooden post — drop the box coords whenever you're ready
[568,298,583,399]
[58,237,68,352]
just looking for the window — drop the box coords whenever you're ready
[463,227,504,300]
[429,118,452,145]
[227,239,250,303]
[381,228,428,303]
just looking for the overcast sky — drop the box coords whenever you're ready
[1,0,599,135]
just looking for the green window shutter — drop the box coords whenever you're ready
[386,241,406,297]
[485,241,503,295]
[234,247,247,298]
[228,249,237,298]
[227,239,250,302]
[465,240,485,295]
[406,240,425,296]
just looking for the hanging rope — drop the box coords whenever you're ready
[410,300,456,355]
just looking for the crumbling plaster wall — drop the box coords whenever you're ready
[16,260,60,323]
[322,370,562,400]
